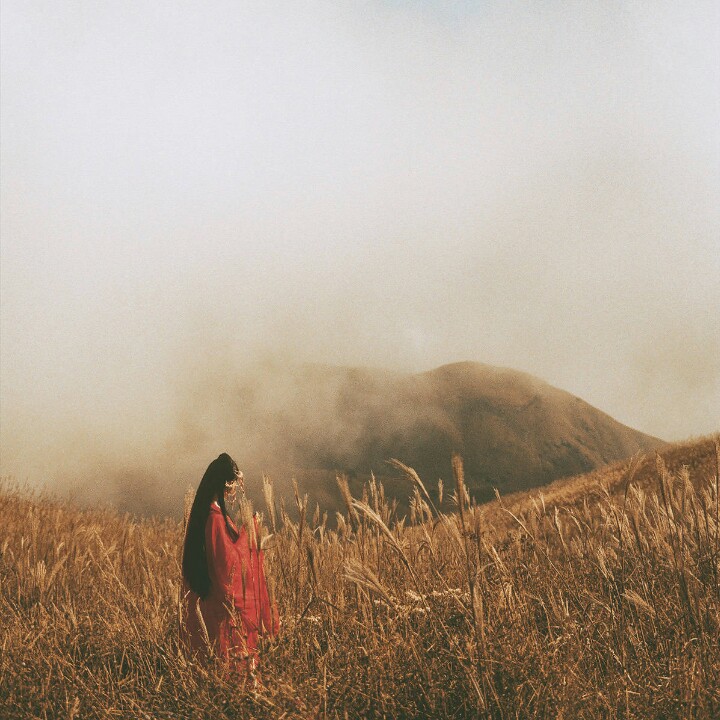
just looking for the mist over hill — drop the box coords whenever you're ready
[184,360,665,516]
[63,360,664,518]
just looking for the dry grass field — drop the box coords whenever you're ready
[1,434,718,719]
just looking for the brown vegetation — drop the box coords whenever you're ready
[1,434,718,718]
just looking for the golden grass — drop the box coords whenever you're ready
[1,434,719,718]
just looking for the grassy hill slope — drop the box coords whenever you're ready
[1,433,717,718]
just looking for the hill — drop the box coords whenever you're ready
[232,361,665,510]
[104,361,665,518]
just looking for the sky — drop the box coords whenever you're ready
[1,0,719,497]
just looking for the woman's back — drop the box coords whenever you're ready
[182,498,278,672]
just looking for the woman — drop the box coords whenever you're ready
[181,453,279,678]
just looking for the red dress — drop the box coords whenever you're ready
[181,503,279,676]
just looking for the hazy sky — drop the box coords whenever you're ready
[1,0,719,489]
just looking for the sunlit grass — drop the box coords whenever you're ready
[1,434,718,718]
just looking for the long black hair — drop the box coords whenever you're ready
[182,453,240,598]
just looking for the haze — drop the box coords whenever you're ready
[1,1,718,505]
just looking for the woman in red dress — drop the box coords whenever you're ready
[181,453,279,678]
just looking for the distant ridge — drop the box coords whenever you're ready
[236,360,666,508]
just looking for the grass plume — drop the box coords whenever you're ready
[1,434,719,718]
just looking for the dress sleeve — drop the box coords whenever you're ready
[205,512,242,606]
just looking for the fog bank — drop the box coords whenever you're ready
[1,1,718,511]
